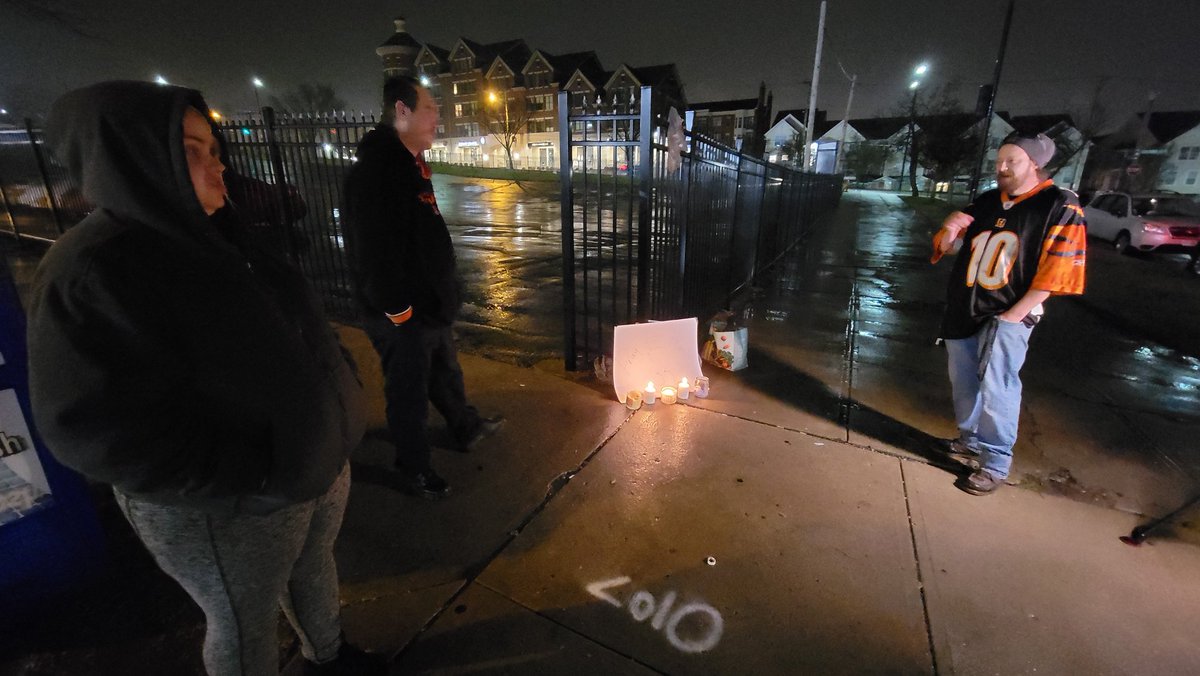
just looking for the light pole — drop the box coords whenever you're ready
[488,90,513,169]
[968,0,1016,201]
[904,63,927,197]
[251,77,265,113]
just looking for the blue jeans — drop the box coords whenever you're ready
[944,319,1033,479]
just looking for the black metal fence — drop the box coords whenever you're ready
[558,87,843,371]
[216,110,379,319]
[0,111,379,320]
[0,123,91,242]
[4,96,843,367]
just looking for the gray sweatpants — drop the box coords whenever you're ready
[115,464,350,676]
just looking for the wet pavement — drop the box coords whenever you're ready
[5,187,1200,675]
[436,177,564,367]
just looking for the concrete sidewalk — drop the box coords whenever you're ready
[324,340,1200,675]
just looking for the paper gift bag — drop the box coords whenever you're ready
[702,326,748,371]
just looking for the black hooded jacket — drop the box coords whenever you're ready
[342,125,459,326]
[27,81,365,514]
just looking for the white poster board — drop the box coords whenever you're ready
[0,388,53,525]
[612,318,704,403]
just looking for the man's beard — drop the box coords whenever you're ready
[997,172,1019,192]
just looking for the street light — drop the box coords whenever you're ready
[903,63,928,196]
[154,75,169,85]
[487,89,513,169]
[251,76,265,112]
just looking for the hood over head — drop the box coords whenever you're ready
[46,80,221,239]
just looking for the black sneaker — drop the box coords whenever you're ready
[396,468,451,500]
[957,469,1004,496]
[942,438,981,471]
[301,641,388,675]
[458,415,506,452]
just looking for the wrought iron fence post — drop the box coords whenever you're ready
[558,91,577,371]
[726,153,747,303]
[261,107,301,258]
[636,86,652,322]
[676,145,693,316]
[749,163,770,288]
[25,119,64,235]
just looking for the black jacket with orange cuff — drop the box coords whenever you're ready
[342,126,460,327]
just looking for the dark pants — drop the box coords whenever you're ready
[364,316,479,472]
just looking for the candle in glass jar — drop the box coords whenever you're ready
[644,381,657,405]
[677,377,690,400]
[625,390,643,410]
[660,386,678,405]
[694,376,710,398]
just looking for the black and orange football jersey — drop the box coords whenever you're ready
[941,180,1086,339]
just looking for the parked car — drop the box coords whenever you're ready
[1084,192,1200,255]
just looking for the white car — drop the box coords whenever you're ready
[1084,192,1200,254]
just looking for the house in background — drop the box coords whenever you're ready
[1147,111,1200,195]
[763,110,806,164]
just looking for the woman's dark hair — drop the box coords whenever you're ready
[382,76,421,122]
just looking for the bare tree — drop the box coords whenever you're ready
[1049,79,1115,181]
[778,132,805,168]
[267,84,346,114]
[891,83,977,196]
[843,142,889,182]
[478,90,530,170]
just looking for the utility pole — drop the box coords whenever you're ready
[836,67,857,175]
[967,0,1015,201]
[803,0,827,171]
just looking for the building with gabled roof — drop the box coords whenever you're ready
[373,17,687,169]
[688,90,772,153]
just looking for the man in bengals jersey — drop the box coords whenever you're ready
[930,132,1086,495]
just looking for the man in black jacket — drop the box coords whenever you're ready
[343,76,503,499]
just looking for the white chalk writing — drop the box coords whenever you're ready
[585,575,724,654]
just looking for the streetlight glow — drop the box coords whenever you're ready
[914,64,928,76]
[209,110,222,121]
[419,75,431,87]
[154,75,169,85]
[488,91,498,103]
[909,80,920,90]
[252,77,264,88]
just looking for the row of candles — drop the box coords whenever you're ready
[626,376,710,410]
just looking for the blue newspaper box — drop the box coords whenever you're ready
[0,251,105,612]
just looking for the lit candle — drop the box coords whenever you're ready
[625,390,643,410]
[660,386,677,405]
[677,377,690,401]
[694,376,710,398]
[644,381,657,405]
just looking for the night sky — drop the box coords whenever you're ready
[3,0,1199,127]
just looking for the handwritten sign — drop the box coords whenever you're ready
[612,318,704,404]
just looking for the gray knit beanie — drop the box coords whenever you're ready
[1001,132,1055,168]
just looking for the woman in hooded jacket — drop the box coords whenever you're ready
[27,81,383,676]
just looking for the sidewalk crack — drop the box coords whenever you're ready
[900,461,940,675]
